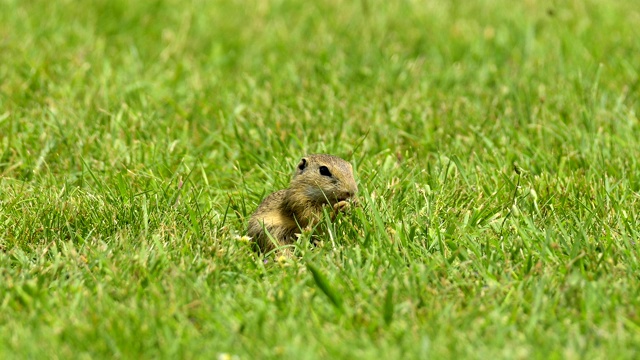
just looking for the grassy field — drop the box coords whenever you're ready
[1,0,640,358]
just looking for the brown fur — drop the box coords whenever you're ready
[247,154,358,253]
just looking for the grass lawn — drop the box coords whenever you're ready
[1,0,639,358]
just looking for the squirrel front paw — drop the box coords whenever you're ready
[333,200,351,212]
[331,200,355,221]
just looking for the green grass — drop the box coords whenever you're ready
[1,0,640,358]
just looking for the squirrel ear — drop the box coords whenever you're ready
[297,158,307,171]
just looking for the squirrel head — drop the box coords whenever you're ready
[288,154,358,206]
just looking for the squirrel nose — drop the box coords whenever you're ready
[346,189,358,198]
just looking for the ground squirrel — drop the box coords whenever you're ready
[247,154,358,253]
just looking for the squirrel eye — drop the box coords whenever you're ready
[319,166,332,177]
